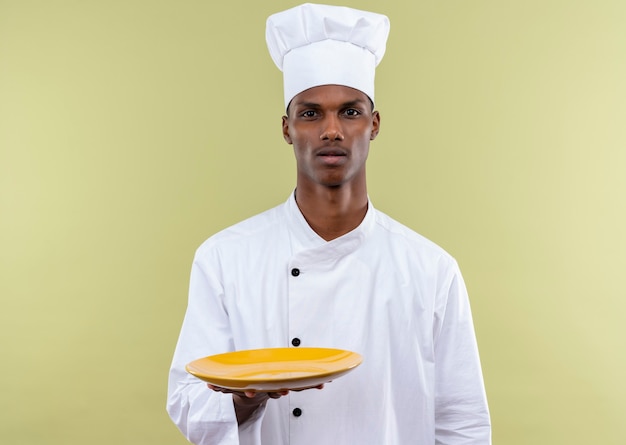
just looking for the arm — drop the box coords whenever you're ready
[433,261,491,444]
[166,248,267,444]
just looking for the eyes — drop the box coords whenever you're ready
[299,108,362,119]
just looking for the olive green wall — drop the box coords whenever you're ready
[1,1,625,443]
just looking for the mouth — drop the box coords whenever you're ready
[316,147,347,157]
[316,149,347,166]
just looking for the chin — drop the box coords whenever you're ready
[317,177,346,188]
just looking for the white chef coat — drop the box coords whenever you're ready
[167,193,491,445]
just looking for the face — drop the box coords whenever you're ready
[282,85,380,190]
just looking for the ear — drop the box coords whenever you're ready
[282,116,293,144]
[370,111,381,141]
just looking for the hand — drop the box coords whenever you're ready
[207,384,290,424]
[207,383,325,424]
[208,384,324,402]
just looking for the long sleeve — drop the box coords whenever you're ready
[166,198,491,444]
[166,248,266,445]
[433,261,491,444]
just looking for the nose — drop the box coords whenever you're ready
[320,115,344,141]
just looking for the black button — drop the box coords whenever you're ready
[291,268,300,277]
[292,408,302,417]
[291,338,301,347]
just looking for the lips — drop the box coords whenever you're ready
[316,148,347,166]
[316,147,347,157]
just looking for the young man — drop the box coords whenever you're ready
[167,4,491,444]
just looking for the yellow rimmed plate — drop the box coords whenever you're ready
[186,347,363,392]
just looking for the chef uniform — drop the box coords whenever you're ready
[167,4,491,445]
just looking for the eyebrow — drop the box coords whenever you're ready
[293,99,369,110]
[295,102,322,110]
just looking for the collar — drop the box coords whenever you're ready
[284,190,376,261]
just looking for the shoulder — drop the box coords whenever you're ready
[195,202,286,258]
[371,207,458,267]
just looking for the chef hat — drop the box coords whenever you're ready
[266,3,390,109]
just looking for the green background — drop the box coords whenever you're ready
[1,0,625,443]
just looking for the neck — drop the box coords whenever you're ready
[294,183,368,241]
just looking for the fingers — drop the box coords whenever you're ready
[208,384,290,400]
[267,390,290,399]
[208,385,257,399]
[290,383,326,392]
[208,383,324,399]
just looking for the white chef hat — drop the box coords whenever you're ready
[266,3,390,110]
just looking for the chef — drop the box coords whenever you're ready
[167,3,491,444]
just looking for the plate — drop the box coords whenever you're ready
[185,347,363,392]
